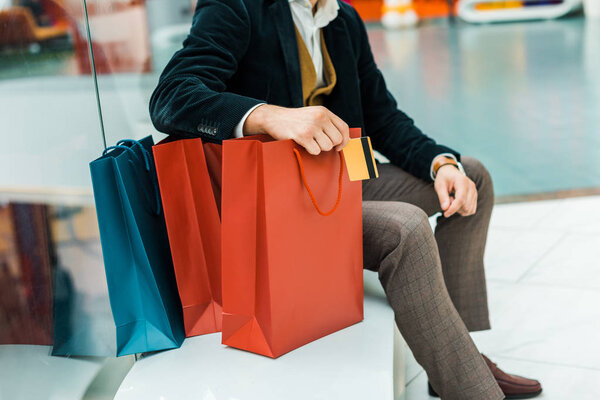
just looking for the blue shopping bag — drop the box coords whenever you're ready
[89,136,184,356]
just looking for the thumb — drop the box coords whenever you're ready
[435,180,451,211]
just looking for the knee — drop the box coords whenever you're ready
[375,203,439,284]
[461,156,494,207]
[382,203,433,248]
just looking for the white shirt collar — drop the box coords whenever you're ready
[288,0,339,28]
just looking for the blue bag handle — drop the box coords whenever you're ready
[118,140,162,215]
[118,140,162,216]
[103,144,161,216]
[103,144,142,162]
[116,139,152,171]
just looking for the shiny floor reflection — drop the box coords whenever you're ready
[373,16,600,197]
[0,203,114,355]
[1,16,598,198]
[0,202,131,399]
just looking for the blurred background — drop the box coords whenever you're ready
[0,0,599,398]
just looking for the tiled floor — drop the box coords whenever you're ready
[1,196,598,399]
[405,195,600,399]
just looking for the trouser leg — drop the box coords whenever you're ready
[362,156,493,331]
[434,157,494,331]
[363,201,502,400]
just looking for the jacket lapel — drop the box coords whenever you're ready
[269,0,303,108]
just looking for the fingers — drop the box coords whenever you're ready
[294,136,321,155]
[303,109,347,154]
[442,178,477,218]
[434,179,452,212]
[322,121,343,148]
[314,130,335,152]
[458,183,478,216]
[283,106,349,155]
[444,180,466,218]
[306,139,321,156]
[444,196,462,218]
[321,110,347,152]
[328,112,350,151]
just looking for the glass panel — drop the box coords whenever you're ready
[0,0,132,398]
[375,21,600,197]
[84,0,196,146]
[0,0,106,193]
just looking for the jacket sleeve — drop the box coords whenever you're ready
[351,8,460,182]
[149,0,263,140]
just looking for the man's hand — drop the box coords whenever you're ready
[434,164,478,218]
[243,104,350,154]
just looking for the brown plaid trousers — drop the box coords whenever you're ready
[362,156,504,400]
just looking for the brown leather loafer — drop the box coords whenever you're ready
[428,354,542,399]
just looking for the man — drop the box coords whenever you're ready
[150,0,542,398]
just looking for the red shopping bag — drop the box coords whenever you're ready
[153,138,222,337]
[221,129,364,358]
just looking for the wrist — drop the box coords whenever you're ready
[433,156,465,180]
[436,163,458,176]
[243,104,272,135]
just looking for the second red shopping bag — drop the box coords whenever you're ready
[221,129,364,358]
[153,138,222,337]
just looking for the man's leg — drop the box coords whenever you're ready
[363,201,502,400]
[362,156,493,331]
[434,158,494,331]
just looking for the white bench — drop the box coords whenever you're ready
[115,270,406,400]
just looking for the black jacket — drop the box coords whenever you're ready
[149,0,459,182]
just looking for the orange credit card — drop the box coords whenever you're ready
[342,137,379,181]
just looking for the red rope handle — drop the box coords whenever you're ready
[293,148,344,216]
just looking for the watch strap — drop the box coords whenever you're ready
[433,156,459,178]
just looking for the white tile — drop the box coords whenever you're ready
[402,371,431,400]
[491,199,563,229]
[403,343,425,385]
[484,227,565,282]
[482,356,600,400]
[428,214,438,232]
[536,196,600,234]
[471,282,600,370]
[522,233,600,289]
[402,349,600,400]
